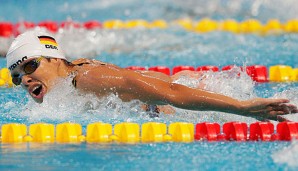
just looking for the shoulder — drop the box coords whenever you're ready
[72,63,138,96]
[73,63,130,86]
[71,58,118,67]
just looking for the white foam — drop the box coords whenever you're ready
[272,87,298,121]
[0,37,13,57]
[272,140,298,167]
[199,67,256,100]
[29,26,186,60]
[55,27,99,59]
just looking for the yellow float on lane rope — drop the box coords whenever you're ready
[1,123,27,143]
[269,65,293,82]
[0,68,13,87]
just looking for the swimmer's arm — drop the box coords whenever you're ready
[123,70,298,119]
[76,67,297,119]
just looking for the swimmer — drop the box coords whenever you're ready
[6,30,298,121]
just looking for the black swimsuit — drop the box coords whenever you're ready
[145,104,160,118]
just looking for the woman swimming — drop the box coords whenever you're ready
[6,30,298,121]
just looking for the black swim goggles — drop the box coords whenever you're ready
[12,57,43,85]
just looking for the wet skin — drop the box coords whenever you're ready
[11,57,298,121]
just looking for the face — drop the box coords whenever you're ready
[11,57,63,103]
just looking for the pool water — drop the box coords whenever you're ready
[0,142,292,170]
[1,0,298,170]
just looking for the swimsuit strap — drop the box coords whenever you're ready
[70,61,107,88]
[69,62,85,88]
[75,62,91,66]
[69,61,91,88]
[72,78,77,87]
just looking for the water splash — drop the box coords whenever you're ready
[20,76,147,124]
[272,87,298,121]
[0,37,13,57]
[272,140,298,167]
[55,27,186,61]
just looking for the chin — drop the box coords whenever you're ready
[33,97,43,103]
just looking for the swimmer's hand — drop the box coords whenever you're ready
[241,98,298,121]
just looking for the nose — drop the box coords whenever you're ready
[21,75,33,86]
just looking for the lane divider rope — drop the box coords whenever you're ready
[1,18,298,38]
[1,121,297,143]
[1,64,297,88]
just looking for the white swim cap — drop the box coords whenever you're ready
[6,30,66,71]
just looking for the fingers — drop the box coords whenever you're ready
[247,98,297,122]
[252,106,294,122]
[264,110,294,122]
[268,105,289,114]
[268,103,298,114]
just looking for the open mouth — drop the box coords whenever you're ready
[32,85,42,96]
[29,84,45,100]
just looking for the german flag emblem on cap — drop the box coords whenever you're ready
[38,36,58,46]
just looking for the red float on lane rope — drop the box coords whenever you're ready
[249,122,274,141]
[149,66,170,75]
[60,21,81,29]
[38,21,59,33]
[246,65,268,82]
[195,122,221,141]
[84,20,102,30]
[276,122,298,141]
[0,22,13,37]
[172,65,195,75]
[223,122,248,141]
[197,65,219,72]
